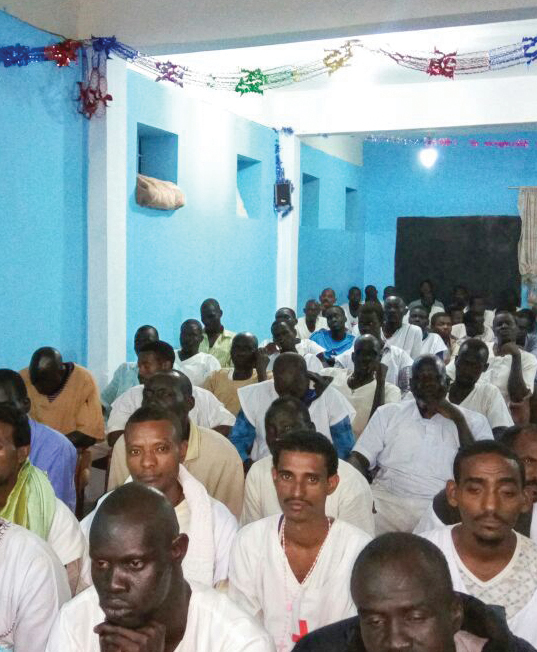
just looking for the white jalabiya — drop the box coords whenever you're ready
[173,351,221,387]
[229,515,371,652]
[335,344,413,389]
[320,368,401,439]
[340,303,360,333]
[296,316,327,340]
[451,323,495,344]
[0,519,70,652]
[45,582,276,652]
[80,464,237,588]
[419,332,448,358]
[421,526,537,647]
[47,496,86,566]
[240,456,374,535]
[237,379,356,461]
[448,383,514,430]
[267,341,324,374]
[384,323,423,360]
[107,383,236,434]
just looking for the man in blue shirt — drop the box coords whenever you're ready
[310,306,355,364]
[0,369,77,510]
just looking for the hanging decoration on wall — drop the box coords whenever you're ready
[273,127,295,218]
[364,135,533,147]
[3,31,537,118]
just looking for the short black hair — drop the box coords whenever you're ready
[271,319,295,334]
[0,404,31,447]
[453,440,525,486]
[265,395,312,430]
[137,340,176,365]
[352,533,454,600]
[457,338,489,361]
[0,369,28,399]
[501,424,537,449]
[275,307,297,319]
[272,430,338,477]
[359,301,384,321]
[125,405,185,442]
[516,309,536,329]
[463,311,481,326]
[447,303,464,316]
[431,312,449,326]
[181,319,203,331]
[469,294,486,307]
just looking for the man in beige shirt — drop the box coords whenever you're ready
[199,298,235,367]
[20,347,104,446]
[108,371,244,519]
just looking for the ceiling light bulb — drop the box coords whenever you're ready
[419,147,438,168]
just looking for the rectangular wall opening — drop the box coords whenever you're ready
[237,155,261,219]
[345,187,358,231]
[301,173,319,227]
[137,123,178,183]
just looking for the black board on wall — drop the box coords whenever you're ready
[394,216,521,308]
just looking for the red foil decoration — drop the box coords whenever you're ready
[44,39,82,67]
[427,48,457,78]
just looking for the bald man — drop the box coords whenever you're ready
[296,299,327,339]
[199,298,235,367]
[174,319,220,386]
[46,483,274,651]
[293,532,534,651]
[20,347,104,446]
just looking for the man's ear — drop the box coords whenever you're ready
[171,533,189,562]
[446,480,459,508]
[17,445,30,466]
[450,594,464,636]
[482,362,489,372]
[271,466,278,484]
[163,361,173,371]
[22,397,31,413]
[327,473,339,496]
[521,487,533,514]
[186,396,195,413]
[178,440,188,463]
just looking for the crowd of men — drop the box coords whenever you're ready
[3,280,537,651]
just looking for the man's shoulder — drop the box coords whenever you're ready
[30,418,76,454]
[113,384,143,407]
[197,425,242,458]
[235,513,279,543]
[237,378,275,399]
[418,524,454,548]
[293,616,360,651]
[72,363,98,384]
[56,585,102,621]
[3,520,61,568]
[331,518,372,547]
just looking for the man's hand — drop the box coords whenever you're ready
[374,361,388,383]
[95,621,166,652]
[434,398,464,423]
[434,399,475,448]
[500,342,521,358]
[307,371,333,398]
[262,342,279,356]
[66,430,97,449]
[254,348,270,381]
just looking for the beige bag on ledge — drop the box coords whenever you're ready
[136,174,185,210]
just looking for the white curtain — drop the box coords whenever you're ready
[518,188,537,306]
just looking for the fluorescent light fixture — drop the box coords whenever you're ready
[419,147,438,168]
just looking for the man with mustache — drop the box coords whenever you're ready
[420,440,537,648]
[229,431,371,652]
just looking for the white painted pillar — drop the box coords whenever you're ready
[276,134,301,311]
[86,56,128,387]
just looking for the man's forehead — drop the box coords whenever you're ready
[126,419,175,439]
[277,449,326,471]
[356,562,433,606]
[460,453,520,480]
[513,432,537,457]
[91,516,157,554]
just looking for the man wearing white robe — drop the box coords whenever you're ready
[173,319,221,386]
[229,431,371,652]
[241,396,374,535]
[0,518,70,652]
[420,441,537,648]
[348,355,492,534]
[408,305,448,359]
[382,296,423,360]
[296,300,327,340]
[46,484,274,652]
[80,406,237,589]
[265,320,324,373]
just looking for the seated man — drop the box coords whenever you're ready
[452,309,495,350]
[81,406,237,588]
[1,517,70,652]
[322,335,400,439]
[407,279,445,317]
[230,352,356,462]
[431,311,457,363]
[241,396,374,535]
[341,286,362,334]
[517,308,537,357]
[382,296,423,359]
[408,305,448,359]
[267,320,323,372]
[296,299,327,340]
[108,371,244,519]
[199,298,235,367]
[448,303,465,326]
[293,532,535,652]
[100,324,158,414]
[107,340,235,445]
[448,339,514,437]
[348,355,492,534]
[0,405,85,593]
[335,302,413,393]
[420,441,537,647]
[174,319,221,386]
[229,431,371,652]
[364,285,381,305]
[319,287,337,317]
[204,332,269,416]
[310,306,355,363]
[20,347,104,447]
[46,483,274,652]
[415,424,537,536]
[0,369,77,510]
[382,285,397,300]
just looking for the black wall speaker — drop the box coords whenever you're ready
[274,181,292,207]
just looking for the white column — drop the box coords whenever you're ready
[276,134,301,311]
[86,56,128,387]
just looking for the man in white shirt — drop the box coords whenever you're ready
[296,300,327,340]
[241,396,374,535]
[108,371,244,519]
[408,305,448,359]
[174,319,220,387]
[230,353,356,463]
[229,431,371,652]
[382,296,423,359]
[451,310,495,348]
[448,339,513,437]
[46,483,275,652]
[340,286,361,334]
[266,320,324,372]
[1,518,70,652]
[348,355,493,534]
[420,441,537,648]
[322,335,400,439]
[407,279,445,317]
[81,406,237,589]
[335,302,413,393]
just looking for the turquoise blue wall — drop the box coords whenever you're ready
[297,144,364,310]
[0,11,87,370]
[363,133,537,294]
[126,71,278,347]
